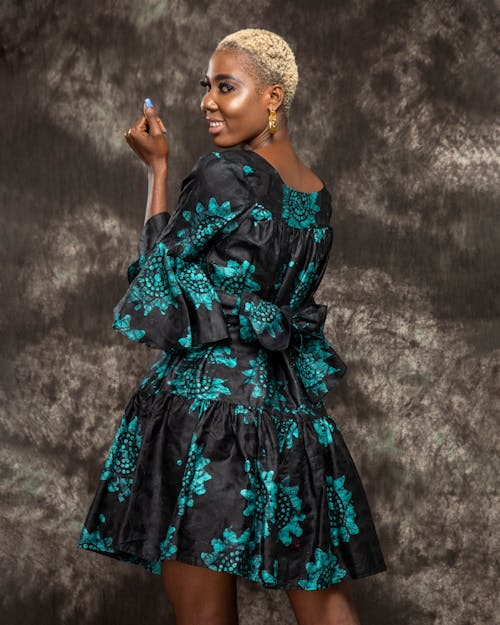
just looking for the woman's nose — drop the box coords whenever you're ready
[201,89,218,110]
[201,97,217,115]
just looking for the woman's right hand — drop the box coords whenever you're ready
[124,99,169,171]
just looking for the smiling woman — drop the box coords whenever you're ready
[77,26,386,625]
[197,31,299,160]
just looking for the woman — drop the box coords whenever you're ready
[77,28,387,625]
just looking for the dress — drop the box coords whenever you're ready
[76,147,387,590]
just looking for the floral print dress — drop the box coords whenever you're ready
[76,147,387,590]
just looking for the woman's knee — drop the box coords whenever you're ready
[285,579,361,625]
[161,559,239,625]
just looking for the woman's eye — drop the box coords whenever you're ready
[219,81,233,93]
[199,78,234,93]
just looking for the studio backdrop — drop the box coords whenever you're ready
[1,2,497,624]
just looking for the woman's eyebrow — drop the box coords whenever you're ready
[204,73,243,83]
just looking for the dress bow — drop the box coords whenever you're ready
[237,289,327,351]
[216,288,348,404]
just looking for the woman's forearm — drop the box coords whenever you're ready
[144,163,168,225]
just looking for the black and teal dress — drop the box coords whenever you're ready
[76,148,387,590]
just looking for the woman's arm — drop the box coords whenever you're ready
[123,98,169,225]
[145,163,168,225]
[112,151,257,351]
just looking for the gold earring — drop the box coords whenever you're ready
[268,110,277,134]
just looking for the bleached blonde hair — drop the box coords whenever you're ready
[214,28,299,117]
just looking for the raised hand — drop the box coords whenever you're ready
[124,98,169,171]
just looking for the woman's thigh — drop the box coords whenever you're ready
[285,579,361,625]
[161,559,239,625]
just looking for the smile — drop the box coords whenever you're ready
[208,121,226,134]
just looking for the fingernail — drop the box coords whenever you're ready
[144,98,152,108]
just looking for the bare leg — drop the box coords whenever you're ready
[285,579,361,625]
[161,559,239,625]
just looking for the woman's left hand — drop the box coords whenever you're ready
[124,100,169,170]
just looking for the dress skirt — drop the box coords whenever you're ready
[77,334,387,591]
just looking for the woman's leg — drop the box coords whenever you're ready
[161,559,239,625]
[285,579,361,625]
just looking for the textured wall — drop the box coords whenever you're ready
[1,1,498,624]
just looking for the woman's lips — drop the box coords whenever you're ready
[208,121,226,134]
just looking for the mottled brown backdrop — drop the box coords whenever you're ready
[1,1,498,624]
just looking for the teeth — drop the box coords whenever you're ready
[209,121,225,127]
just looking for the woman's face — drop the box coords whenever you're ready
[200,49,282,148]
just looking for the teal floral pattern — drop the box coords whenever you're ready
[211,258,260,302]
[325,474,360,546]
[79,525,115,554]
[276,474,306,546]
[251,203,272,226]
[235,403,259,426]
[158,525,178,559]
[292,335,345,402]
[239,298,288,344]
[175,257,223,310]
[126,245,221,317]
[201,526,256,573]
[289,260,321,309]
[200,526,280,588]
[139,351,175,395]
[272,416,299,453]
[77,148,387,590]
[167,358,232,412]
[241,458,278,543]
[312,227,329,243]
[282,185,322,228]
[111,312,145,341]
[176,433,213,515]
[242,350,287,405]
[127,243,182,315]
[99,415,143,502]
[176,196,241,259]
[297,547,347,589]
[313,416,340,446]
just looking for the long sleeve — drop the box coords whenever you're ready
[112,151,257,351]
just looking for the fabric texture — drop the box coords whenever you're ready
[77,148,387,590]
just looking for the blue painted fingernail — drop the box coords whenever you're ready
[144,98,152,108]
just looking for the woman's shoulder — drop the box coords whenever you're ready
[187,149,253,183]
[178,149,258,207]
[179,149,263,199]
[190,149,332,214]
[195,148,258,175]
[202,148,330,198]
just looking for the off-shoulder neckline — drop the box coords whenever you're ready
[225,148,328,197]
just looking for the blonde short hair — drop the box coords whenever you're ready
[215,28,299,117]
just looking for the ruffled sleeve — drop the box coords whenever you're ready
[112,152,256,351]
[125,211,170,285]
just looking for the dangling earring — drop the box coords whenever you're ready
[268,109,277,134]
